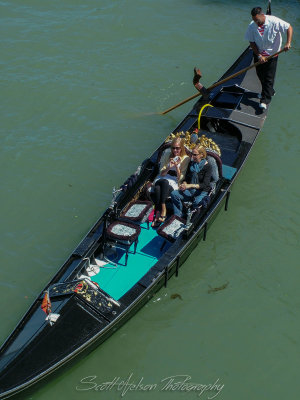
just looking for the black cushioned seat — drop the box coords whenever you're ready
[106,221,141,266]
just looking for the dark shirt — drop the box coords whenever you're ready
[185,161,212,192]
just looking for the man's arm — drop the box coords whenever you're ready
[199,164,212,192]
[284,25,293,51]
[249,41,260,56]
[249,42,267,63]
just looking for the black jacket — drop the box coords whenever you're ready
[185,161,212,192]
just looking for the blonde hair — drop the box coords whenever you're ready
[170,137,186,160]
[193,145,207,159]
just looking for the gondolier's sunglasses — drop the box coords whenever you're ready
[172,146,181,150]
[192,153,200,156]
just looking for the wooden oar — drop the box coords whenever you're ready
[160,48,285,115]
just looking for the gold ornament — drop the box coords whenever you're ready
[165,131,221,156]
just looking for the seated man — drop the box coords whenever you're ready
[171,145,212,218]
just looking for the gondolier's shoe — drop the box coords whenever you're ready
[259,102,267,110]
[106,221,141,266]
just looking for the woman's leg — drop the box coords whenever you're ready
[158,180,172,219]
[192,190,208,209]
[171,190,185,217]
[152,184,162,227]
[171,189,194,217]
[153,183,161,211]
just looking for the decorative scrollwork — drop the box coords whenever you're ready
[165,130,221,156]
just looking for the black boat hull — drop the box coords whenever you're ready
[0,45,269,398]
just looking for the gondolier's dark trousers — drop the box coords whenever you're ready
[254,54,278,104]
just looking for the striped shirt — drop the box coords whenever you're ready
[258,24,265,36]
[257,25,270,56]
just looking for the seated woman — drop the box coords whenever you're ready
[171,145,212,218]
[152,138,189,227]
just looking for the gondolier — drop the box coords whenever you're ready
[245,6,293,110]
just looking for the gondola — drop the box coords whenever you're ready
[0,21,272,400]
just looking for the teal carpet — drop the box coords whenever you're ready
[92,223,170,300]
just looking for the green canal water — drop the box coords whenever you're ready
[1,1,299,399]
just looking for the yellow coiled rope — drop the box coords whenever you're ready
[198,103,214,131]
